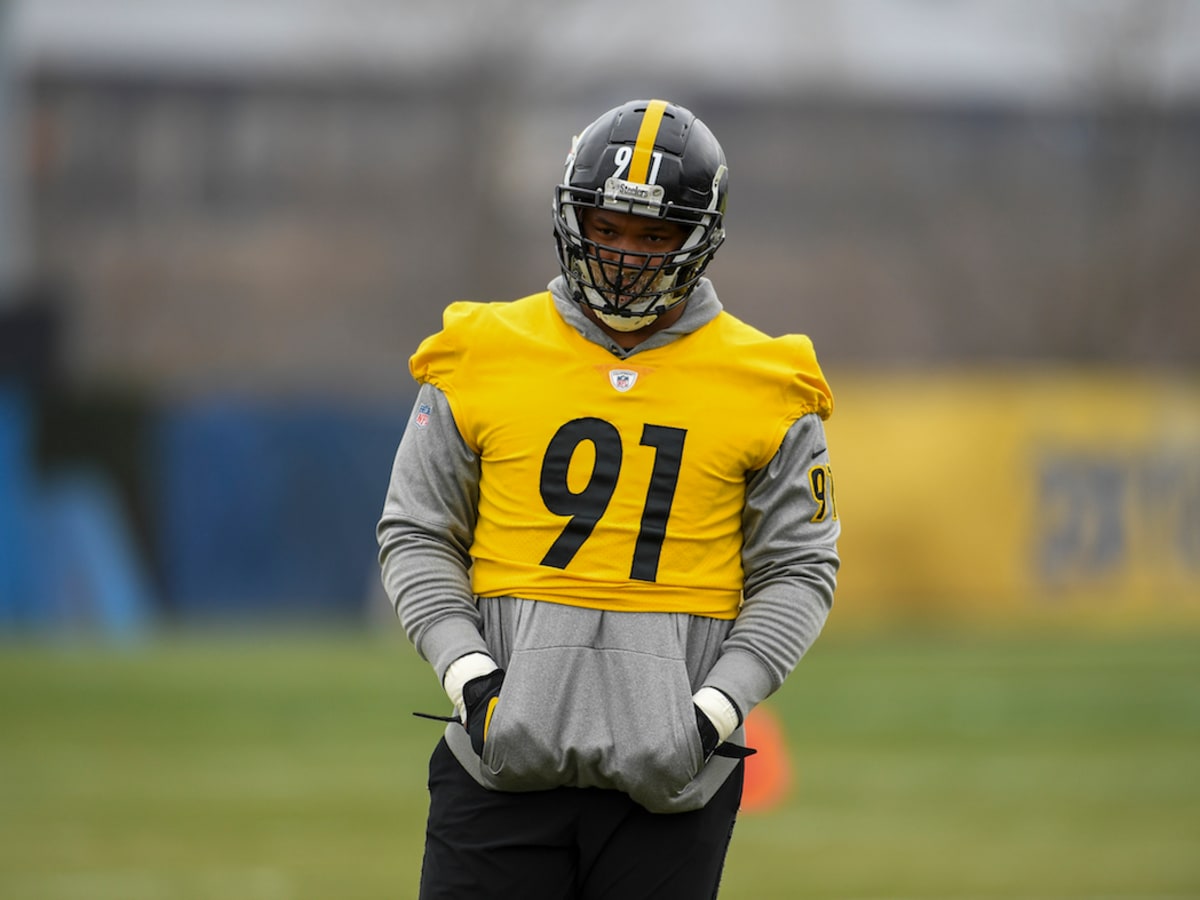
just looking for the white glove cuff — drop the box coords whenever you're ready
[442,652,500,723]
[693,686,740,744]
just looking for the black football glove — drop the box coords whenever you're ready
[695,705,757,763]
[695,704,721,761]
[462,668,505,756]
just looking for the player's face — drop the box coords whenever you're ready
[579,208,689,307]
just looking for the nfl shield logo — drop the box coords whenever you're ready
[609,369,638,393]
[414,403,432,428]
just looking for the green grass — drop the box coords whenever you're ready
[1,626,1197,899]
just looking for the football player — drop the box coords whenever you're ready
[378,98,840,899]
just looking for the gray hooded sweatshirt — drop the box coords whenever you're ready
[377,276,839,813]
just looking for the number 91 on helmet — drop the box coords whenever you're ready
[552,99,729,333]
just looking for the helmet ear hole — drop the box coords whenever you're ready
[553,99,727,328]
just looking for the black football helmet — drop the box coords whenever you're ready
[553,99,728,331]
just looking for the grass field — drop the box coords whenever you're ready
[2,625,1198,899]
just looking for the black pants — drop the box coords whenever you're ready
[418,738,743,900]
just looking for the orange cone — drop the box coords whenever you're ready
[739,703,792,813]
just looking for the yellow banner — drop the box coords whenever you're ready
[823,369,1200,625]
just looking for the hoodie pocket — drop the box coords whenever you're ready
[479,636,703,809]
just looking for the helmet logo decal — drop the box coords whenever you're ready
[608,369,639,393]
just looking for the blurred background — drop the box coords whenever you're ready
[1,1,1198,897]
[1,0,1198,632]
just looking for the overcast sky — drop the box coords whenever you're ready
[7,0,1200,107]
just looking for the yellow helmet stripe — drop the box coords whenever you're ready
[628,99,669,184]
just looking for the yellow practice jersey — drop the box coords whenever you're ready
[410,292,833,619]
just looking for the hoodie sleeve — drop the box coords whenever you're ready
[700,412,840,717]
[376,382,491,680]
